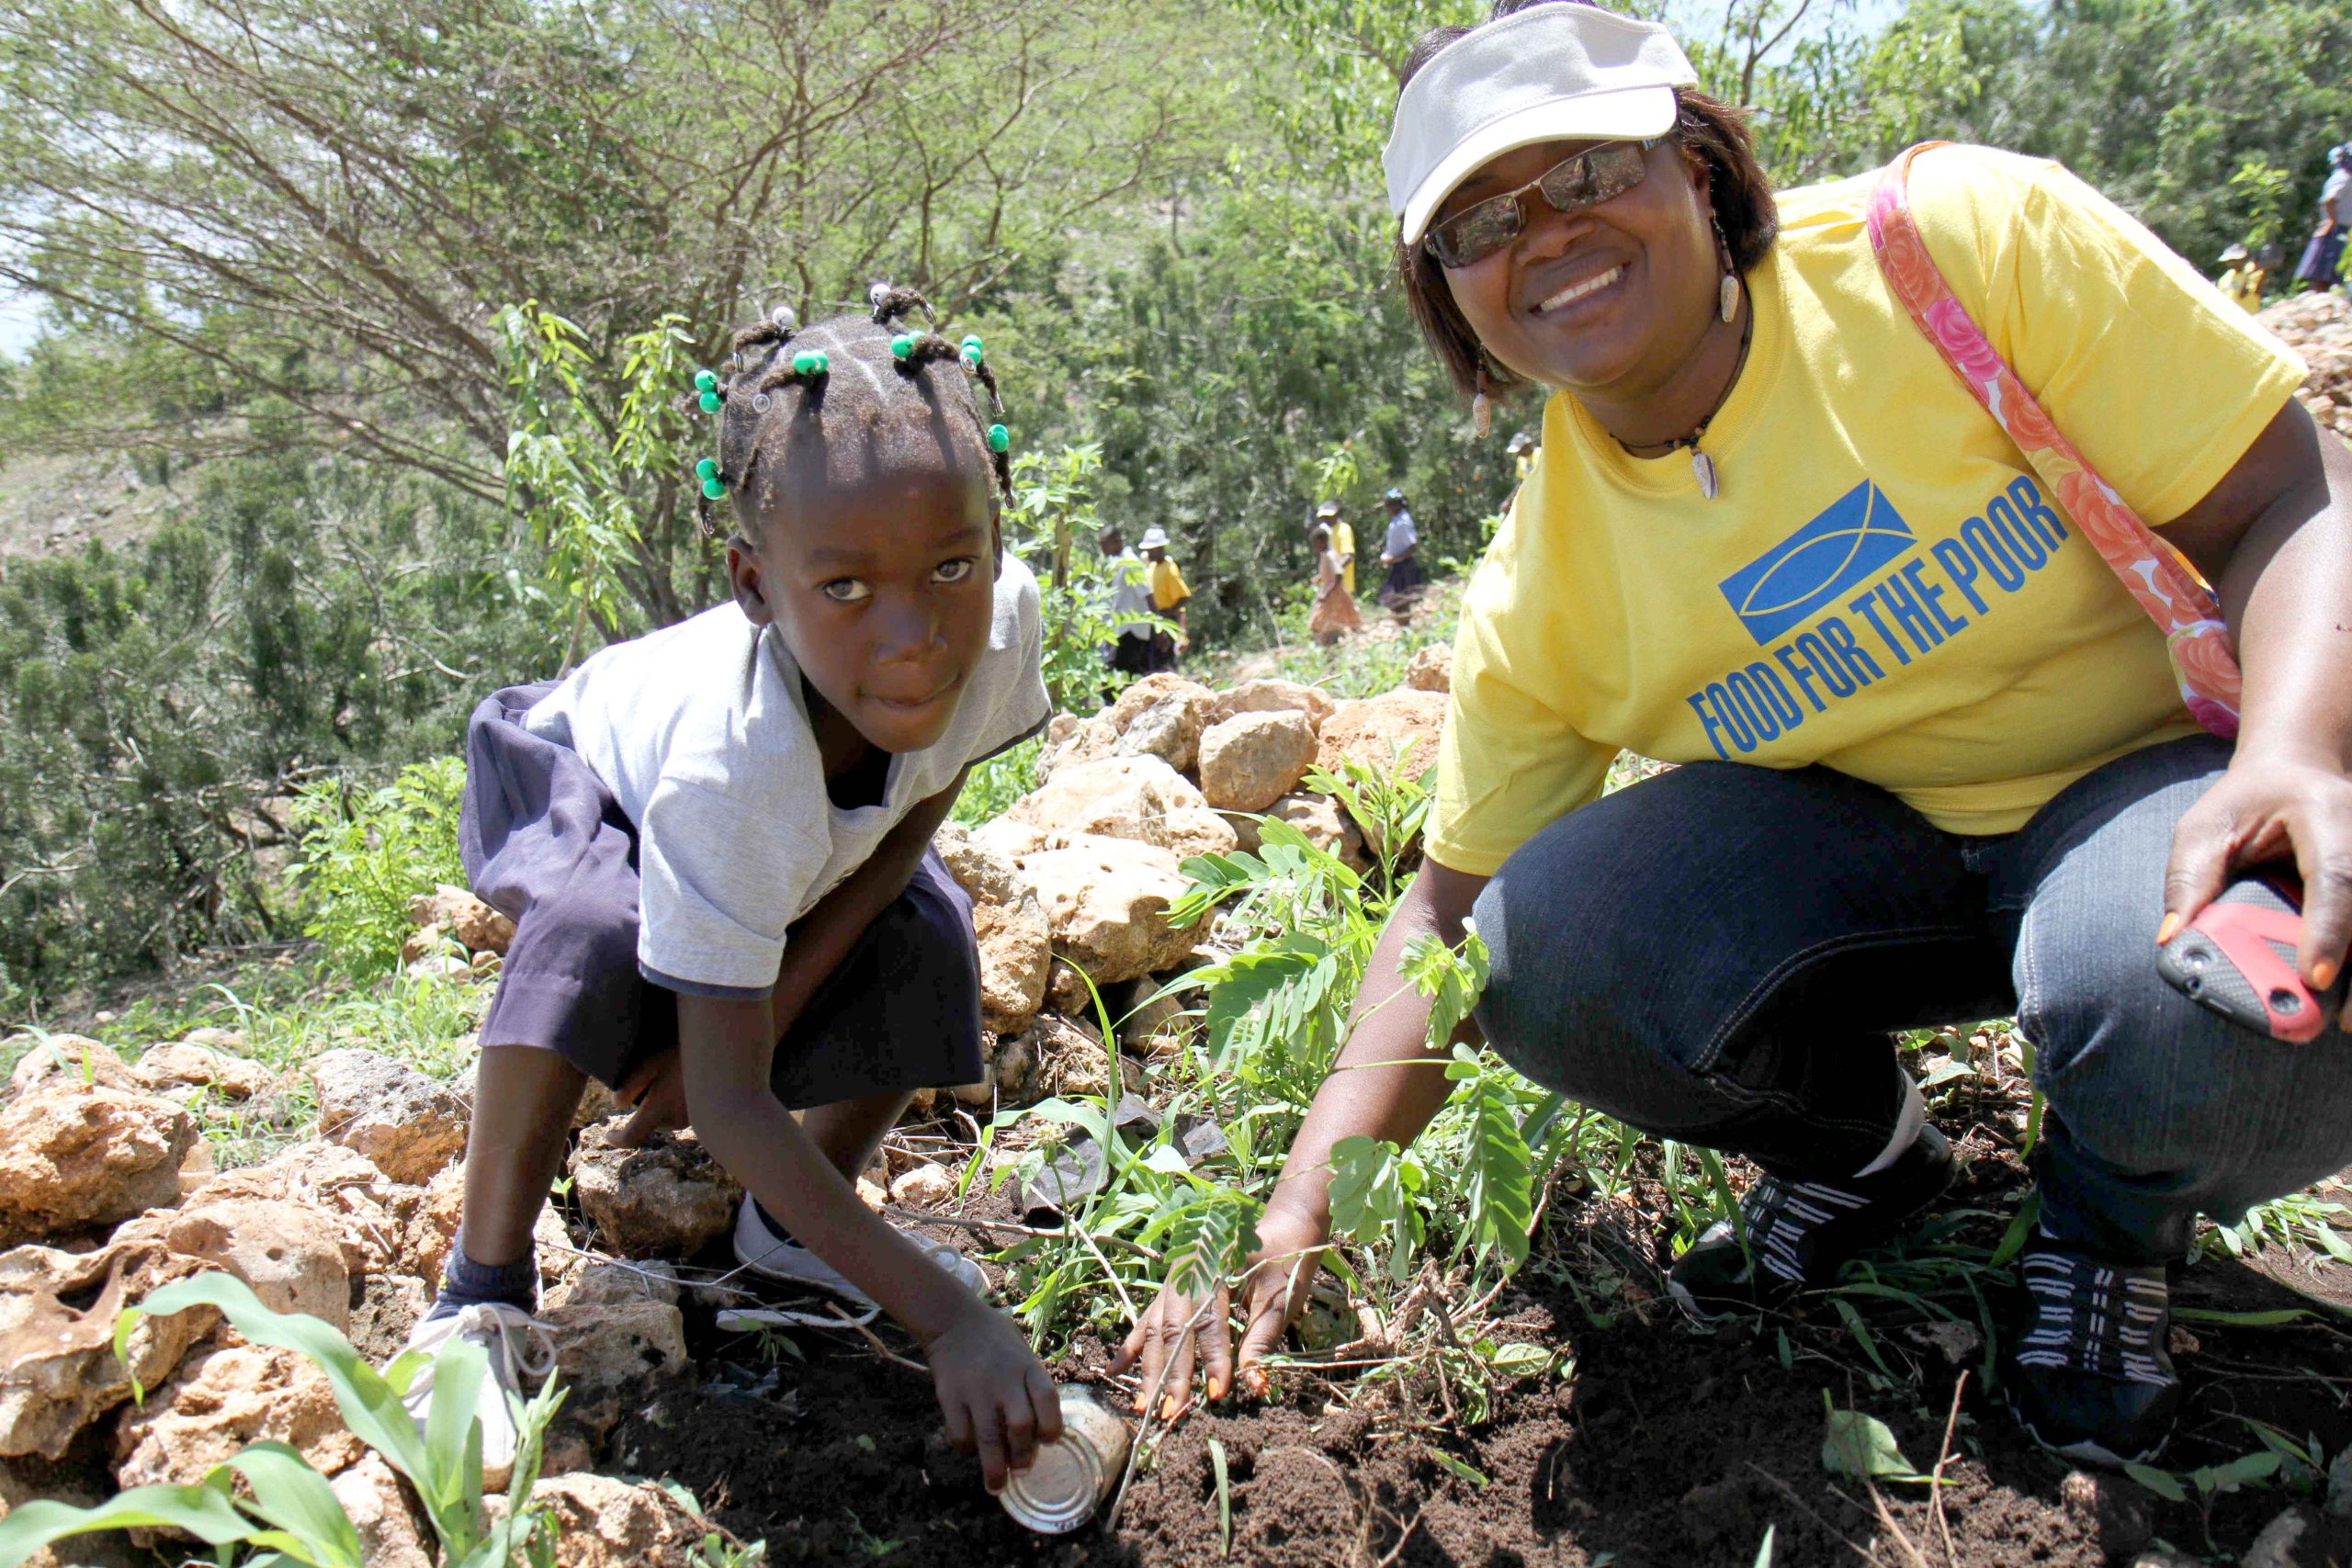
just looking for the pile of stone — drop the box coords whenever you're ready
[2260,289,2352,441]
[935,659,1449,1106]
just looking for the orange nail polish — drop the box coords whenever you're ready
[2155,913,2183,945]
[1159,1395,1182,1422]
[2315,959,2340,991]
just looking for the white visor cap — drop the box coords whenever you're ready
[1385,4,1700,249]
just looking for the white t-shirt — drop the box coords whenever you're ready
[2324,166,2350,220]
[520,554,1050,997]
[1103,548,1156,637]
[1383,509,1419,558]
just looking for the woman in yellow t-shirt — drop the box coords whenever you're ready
[1119,0,2352,1472]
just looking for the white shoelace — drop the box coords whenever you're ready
[413,1303,560,1397]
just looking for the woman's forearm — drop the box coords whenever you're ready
[1263,863,1490,1228]
[2218,407,2352,771]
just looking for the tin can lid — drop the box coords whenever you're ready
[1001,1430,1107,1534]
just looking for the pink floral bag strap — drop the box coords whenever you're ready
[1866,141,2242,739]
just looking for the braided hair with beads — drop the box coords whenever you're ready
[687,283,1011,540]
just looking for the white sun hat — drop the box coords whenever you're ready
[1385,3,1700,248]
[1137,525,1171,549]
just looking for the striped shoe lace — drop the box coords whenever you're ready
[2012,1252,2170,1386]
[1738,1173,1872,1285]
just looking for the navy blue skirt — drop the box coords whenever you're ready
[458,683,985,1105]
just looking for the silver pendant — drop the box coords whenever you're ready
[1719,272,1740,323]
[1691,448,1719,499]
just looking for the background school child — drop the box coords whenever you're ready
[1375,487,1423,617]
[2214,243,2266,312]
[401,287,1064,1496]
[1097,523,1159,676]
[1307,522,1363,645]
[1313,499,1357,594]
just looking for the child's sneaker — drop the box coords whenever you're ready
[394,1301,559,1492]
[2003,1239,2180,1467]
[731,1197,987,1307]
[1668,1125,1957,1318]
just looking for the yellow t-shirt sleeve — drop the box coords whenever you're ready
[1910,146,2306,525]
[1426,546,1614,878]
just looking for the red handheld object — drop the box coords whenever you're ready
[2156,876,2341,1043]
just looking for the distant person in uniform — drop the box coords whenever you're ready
[1508,428,1540,484]
[1139,525,1190,671]
[1307,523,1363,646]
[1376,487,1424,618]
[2293,143,2350,294]
[1098,525,1157,677]
[2215,243,2265,314]
[1314,499,1357,594]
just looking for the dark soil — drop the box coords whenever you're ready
[610,1159,2352,1568]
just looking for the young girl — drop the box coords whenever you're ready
[1307,523,1362,646]
[398,287,1063,1495]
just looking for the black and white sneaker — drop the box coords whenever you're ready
[2003,1240,2179,1467]
[1668,1125,1957,1319]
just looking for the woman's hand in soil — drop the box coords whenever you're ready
[1111,1205,1328,1418]
[923,1296,1064,1494]
[612,1047,690,1147]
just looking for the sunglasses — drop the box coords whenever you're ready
[1423,139,1662,269]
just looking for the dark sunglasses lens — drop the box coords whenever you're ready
[1431,194,1521,268]
[1539,143,1649,213]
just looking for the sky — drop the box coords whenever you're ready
[0,290,40,359]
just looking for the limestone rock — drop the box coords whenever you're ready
[0,1459,145,1568]
[1198,710,1318,813]
[1027,1015,1113,1098]
[309,1048,469,1185]
[6,1036,141,1099]
[130,1041,272,1102]
[1264,793,1370,870]
[2329,1441,2352,1517]
[1113,686,1210,773]
[1119,987,1189,1059]
[1035,716,1117,782]
[0,1239,219,1460]
[1046,712,1081,747]
[0,1087,198,1246]
[542,1299,688,1440]
[1315,688,1448,778]
[1021,835,1194,984]
[522,1472,712,1568]
[1161,807,1239,864]
[2242,1506,2324,1568]
[974,891,1052,1037]
[1007,755,1206,850]
[889,1163,957,1207]
[405,953,475,984]
[569,1124,741,1260]
[1405,642,1453,693]
[970,817,1051,863]
[989,1027,1038,1102]
[113,1342,365,1490]
[116,1198,350,1333]
[330,1453,433,1568]
[547,1259,683,1312]
[1206,678,1335,733]
[196,1139,418,1278]
[1103,672,1214,735]
[409,884,515,955]
[933,819,1024,906]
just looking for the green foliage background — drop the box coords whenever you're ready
[2,0,2349,1005]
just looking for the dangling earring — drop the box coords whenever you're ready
[1713,214,1740,324]
[1471,358,1493,439]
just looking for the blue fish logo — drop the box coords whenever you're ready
[1719,481,1916,644]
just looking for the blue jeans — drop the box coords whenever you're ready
[1471,738,2352,1266]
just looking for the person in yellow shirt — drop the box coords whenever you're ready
[1138,525,1189,670]
[1313,500,1356,594]
[1117,1,2352,1472]
[2215,243,2266,314]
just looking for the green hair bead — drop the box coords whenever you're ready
[701,476,727,501]
[696,389,722,413]
[987,423,1010,454]
[792,349,829,377]
[695,457,718,480]
[891,333,915,361]
[693,368,718,392]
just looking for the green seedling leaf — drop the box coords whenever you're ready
[2173,1306,2315,1327]
[1821,1401,1921,1482]
[1754,1524,1777,1567]
[1482,1342,1551,1381]
[1447,1051,1535,1269]
[2123,1463,2188,1503]
[1430,1451,1489,1487]
[1328,1136,1425,1283]
[222,1444,366,1568]
[1207,1437,1232,1559]
[0,1481,254,1568]
[1153,1189,1264,1301]
[2196,1449,2282,1492]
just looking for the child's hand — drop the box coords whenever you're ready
[613,1047,689,1147]
[922,1297,1065,1494]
